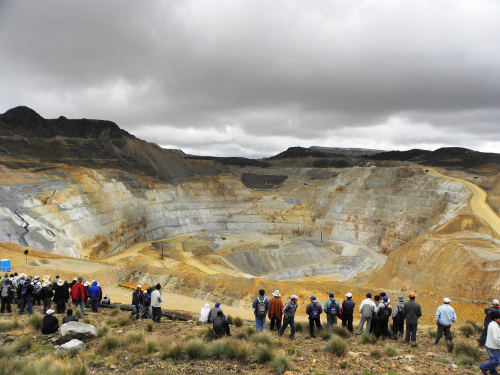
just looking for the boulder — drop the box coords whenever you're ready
[58,321,97,341]
[55,339,86,355]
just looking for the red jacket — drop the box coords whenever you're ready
[70,282,89,302]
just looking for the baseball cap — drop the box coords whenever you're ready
[366,293,372,298]
[309,295,316,300]
[215,302,221,307]
[444,297,451,303]
[409,292,416,297]
[329,292,334,297]
[346,292,352,298]
[46,309,55,315]
[493,299,499,306]
[291,295,298,300]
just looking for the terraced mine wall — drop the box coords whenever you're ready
[0,164,469,262]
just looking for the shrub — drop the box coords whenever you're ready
[184,339,207,359]
[74,309,83,318]
[226,315,233,325]
[332,325,351,338]
[161,342,184,361]
[272,351,291,375]
[322,331,332,341]
[202,327,219,341]
[385,343,398,357]
[252,332,274,346]
[455,340,480,360]
[146,321,154,332]
[295,322,304,332]
[117,314,133,327]
[245,327,256,336]
[235,332,247,339]
[459,323,475,338]
[233,340,254,361]
[110,309,120,316]
[455,355,476,366]
[233,316,244,327]
[209,339,230,359]
[146,339,159,354]
[97,335,120,354]
[0,337,33,358]
[361,333,377,344]
[125,331,143,344]
[28,313,43,330]
[446,340,455,353]
[410,341,418,348]
[255,344,275,363]
[428,328,437,338]
[465,319,483,333]
[339,362,348,369]
[0,320,20,332]
[324,336,347,357]
[370,348,383,359]
[97,325,109,337]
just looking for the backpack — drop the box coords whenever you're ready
[378,303,391,319]
[1,286,9,298]
[143,294,151,306]
[20,282,28,296]
[329,299,338,315]
[256,297,267,316]
[311,302,320,318]
[396,303,405,319]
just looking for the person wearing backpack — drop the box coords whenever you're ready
[18,276,34,314]
[341,293,356,333]
[88,281,100,313]
[11,273,19,305]
[32,276,42,306]
[142,288,152,319]
[41,279,54,315]
[375,296,392,339]
[357,293,376,335]
[252,289,270,333]
[324,292,341,329]
[306,295,323,337]
[392,295,406,340]
[0,276,13,313]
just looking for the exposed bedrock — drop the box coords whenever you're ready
[0,165,469,280]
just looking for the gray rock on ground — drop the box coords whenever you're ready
[55,339,86,355]
[58,321,97,342]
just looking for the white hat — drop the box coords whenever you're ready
[493,299,499,306]
[137,285,142,288]
[444,297,451,303]
[346,292,352,298]
[34,276,40,280]
[290,295,298,300]
[272,290,281,297]
[46,309,55,315]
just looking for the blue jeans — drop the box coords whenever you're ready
[74,300,86,315]
[405,322,418,342]
[19,295,32,314]
[255,315,266,332]
[481,347,500,375]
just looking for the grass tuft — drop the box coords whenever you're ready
[459,323,476,338]
[324,336,347,357]
[146,338,159,354]
[125,331,143,344]
[184,339,207,359]
[233,340,254,361]
[385,343,398,357]
[245,326,256,336]
[446,340,455,353]
[361,333,377,344]
[0,319,21,332]
[233,316,244,327]
[97,324,109,337]
[455,340,480,360]
[209,339,230,359]
[252,332,274,346]
[272,351,291,375]
[110,309,120,316]
[160,342,184,361]
[255,344,275,363]
[97,334,120,354]
[332,325,351,338]
[321,331,332,341]
[370,348,383,359]
[146,321,154,332]
[202,327,219,341]
[28,313,43,330]
[428,328,437,338]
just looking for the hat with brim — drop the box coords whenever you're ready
[19,273,26,279]
[272,290,281,297]
[46,309,54,315]
[43,275,51,282]
[42,280,51,287]
[398,295,406,302]
[84,281,90,287]
[57,279,64,286]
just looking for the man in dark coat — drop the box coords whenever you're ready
[479,299,500,347]
[213,310,231,336]
[341,292,355,333]
[53,279,69,314]
[404,292,422,343]
[62,308,79,324]
[41,309,59,334]
[306,295,323,337]
[18,275,34,314]
[131,285,143,321]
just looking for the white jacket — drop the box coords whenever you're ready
[486,321,500,349]
[151,289,163,308]
[199,303,210,323]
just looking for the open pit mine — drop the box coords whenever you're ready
[2,106,500,315]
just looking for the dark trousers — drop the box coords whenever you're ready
[341,314,353,333]
[19,295,32,314]
[326,314,338,329]
[375,318,389,339]
[435,323,452,344]
[479,326,488,346]
[270,316,281,331]
[56,303,66,314]
[43,298,52,314]
[215,321,231,336]
[309,317,322,336]
[34,295,42,305]
[91,298,99,312]
[1,297,11,313]
[405,322,418,342]
[152,306,162,322]
[132,304,141,319]
[393,317,405,340]
[370,318,378,334]
[279,316,296,338]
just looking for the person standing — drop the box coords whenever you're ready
[89,281,100,313]
[404,292,422,343]
[142,288,152,319]
[41,278,54,315]
[306,295,323,337]
[53,279,68,314]
[278,295,298,340]
[70,277,89,316]
[392,295,406,340]
[479,299,500,347]
[32,276,42,306]
[357,293,375,335]
[18,275,34,314]
[375,296,392,339]
[252,289,270,333]
[151,283,163,323]
[341,293,355,333]
[434,297,457,345]
[268,290,284,331]
[324,292,340,329]
[0,276,13,313]
[131,285,143,321]
[480,311,500,374]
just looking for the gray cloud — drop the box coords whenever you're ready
[1,0,499,157]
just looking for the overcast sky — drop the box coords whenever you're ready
[1,1,499,158]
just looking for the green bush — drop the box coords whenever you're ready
[74,309,83,318]
[455,355,476,366]
[233,316,243,327]
[465,319,483,333]
[202,327,219,341]
[209,339,230,359]
[160,342,184,360]
[324,336,347,357]
[97,335,120,354]
[385,343,398,357]
[125,331,143,344]
[146,321,154,332]
[332,325,351,338]
[428,329,437,338]
[459,323,475,338]
[146,339,159,354]
[455,340,480,360]
[361,333,377,344]
[97,325,109,337]
[28,313,43,330]
[252,332,274,346]
[321,331,332,341]
[0,320,20,332]
[272,352,291,375]
[110,309,120,316]
[410,341,418,348]
[233,340,254,361]
[245,326,256,336]
[446,340,455,353]
[255,344,275,363]
[295,322,304,332]
[370,348,383,359]
[184,339,207,359]
[0,337,33,358]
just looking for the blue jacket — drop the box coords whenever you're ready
[252,296,270,316]
[89,281,100,299]
[435,304,457,326]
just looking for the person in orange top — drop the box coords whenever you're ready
[268,290,284,331]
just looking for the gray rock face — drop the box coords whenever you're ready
[55,339,86,355]
[58,321,97,341]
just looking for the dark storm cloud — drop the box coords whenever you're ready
[1,0,499,157]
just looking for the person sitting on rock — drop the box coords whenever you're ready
[199,303,210,323]
[62,308,79,324]
[213,310,231,336]
[41,309,59,334]
[208,302,223,323]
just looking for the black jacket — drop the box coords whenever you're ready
[484,306,500,327]
[53,284,69,301]
[341,299,355,316]
[17,281,34,299]
[403,299,422,324]
[41,315,59,334]
[62,315,78,324]
[213,316,228,334]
